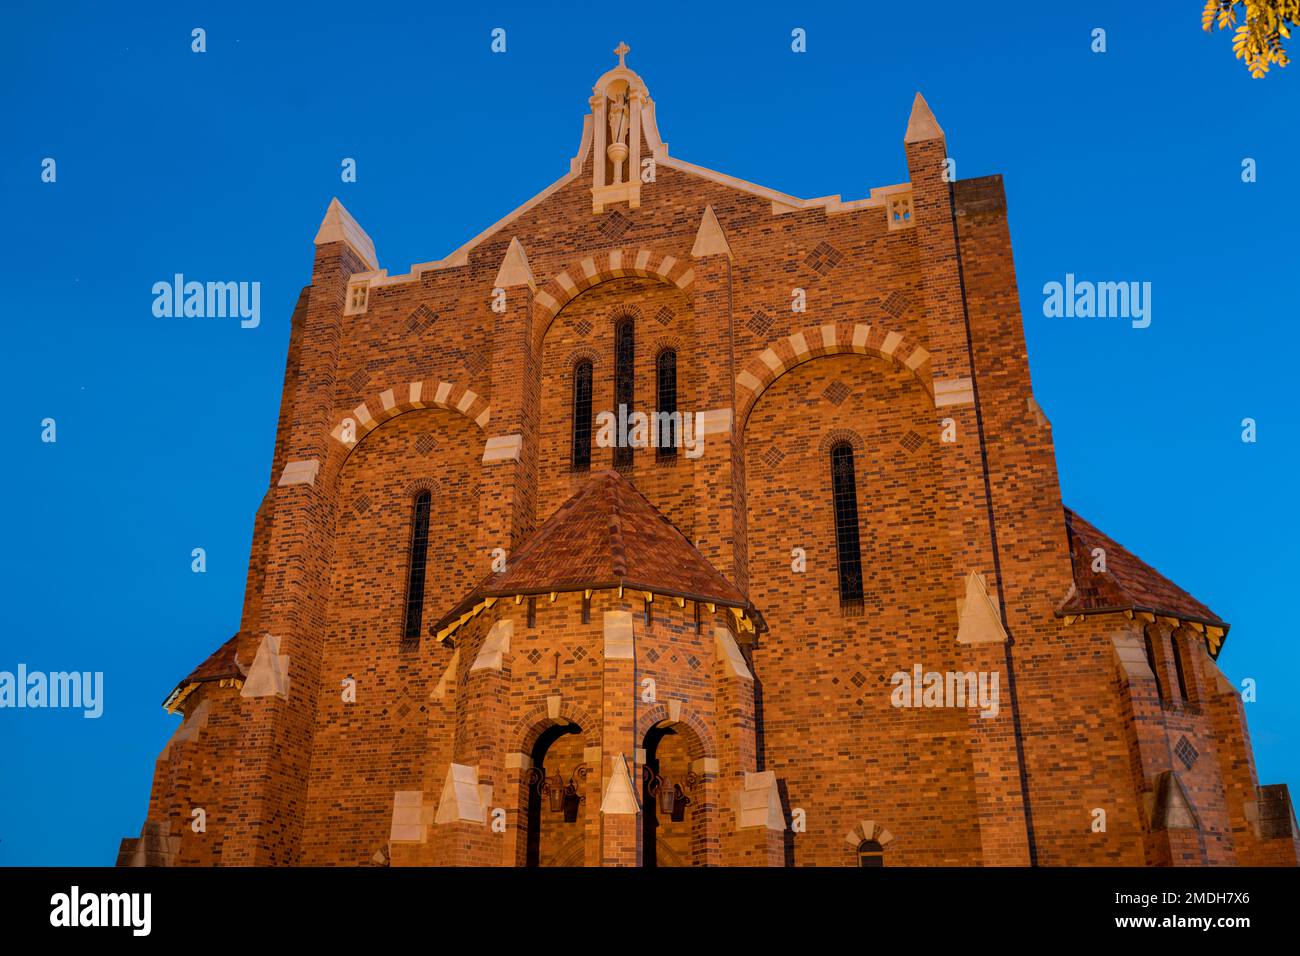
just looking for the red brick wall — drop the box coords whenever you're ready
[122,93,1295,868]
[298,407,482,864]
[745,351,982,865]
[536,276,697,532]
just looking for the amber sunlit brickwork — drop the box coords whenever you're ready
[118,46,1299,868]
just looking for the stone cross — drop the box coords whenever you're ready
[614,42,629,68]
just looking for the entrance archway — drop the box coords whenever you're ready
[641,725,698,867]
[525,723,591,867]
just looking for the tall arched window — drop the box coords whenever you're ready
[830,442,864,609]
[403,491,433,641]
[857,839,884,867]
[655,349,678,461]
[571,360,593,472]
[613,316,635,471]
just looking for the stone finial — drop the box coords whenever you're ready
[691,205,733,260]
[389,790,429,843]
[434,763,486,824]
[903,92,944,145]
[715,626,753,680]
[494,237,535,290]
[471,619,513,671]
[955,571,1008,645]
[313,197,379,271]
[277,458,320,487]
[1151,771,1200,831]
[240,634,290,700]
[736,771,786,831]
[600,753,640,814]
[1113,632,1157,683]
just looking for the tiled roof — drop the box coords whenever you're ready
[163,634,243,707]
[1060,508,1227,630]
[432,470,761,634]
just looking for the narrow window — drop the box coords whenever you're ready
[830,442,864,609]
[1143,628,1164,701]
[655,349,678,461]
[857,839,884,867]
[613,316,635,471]
[527,596,537,629]
[1171,633,1189,702]
[571,361,593,472]
[403,491,433,640]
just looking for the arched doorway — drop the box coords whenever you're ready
[641,724,698,867]
[525,723,592,867]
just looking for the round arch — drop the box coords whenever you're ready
[634,702,718,761]
[532,246,695,350]
[509,701,602,756]
[328,379,490,467]
[638,707,717,868]
[735,321,934,433]
[844,819,897,865]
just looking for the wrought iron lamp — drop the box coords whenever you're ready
[527,763,592,823]
[642,766,701,822]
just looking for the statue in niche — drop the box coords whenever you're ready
[607,89,630,184]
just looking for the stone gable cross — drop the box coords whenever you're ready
[614,42,630,68]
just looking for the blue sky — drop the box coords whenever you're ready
[1,1,1295,865]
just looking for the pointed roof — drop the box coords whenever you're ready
[162,633,244,711]
[431,470,762,635]
[904,92,944,144]
[313,197,378,270]
[1059,508,1228,633]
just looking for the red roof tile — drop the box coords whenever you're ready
[1060,508,1227,630]
[432,470,761,634]
[164,634,243,706]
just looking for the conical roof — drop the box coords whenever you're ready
[1060,508,1227,631]
[432,470,761,635]
[162,633,244,710]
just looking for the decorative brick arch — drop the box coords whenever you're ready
[402,476,442,495]
[563,345,601,374]
[533,247,695,348]
[735,321,933,432]
[649,332,689,359]
[817,427,866,455]
[843,819,898,861]
[329,380,490,456]
[510,701,602,755]
[635,702,717,761]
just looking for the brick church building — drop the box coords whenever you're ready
[120,46,1297,867]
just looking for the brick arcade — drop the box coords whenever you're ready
[119,45,1299,868]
